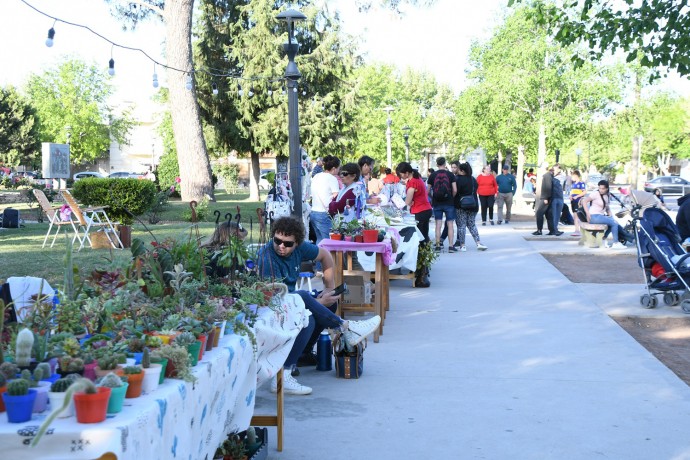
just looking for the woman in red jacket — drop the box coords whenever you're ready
[476,165,498,225]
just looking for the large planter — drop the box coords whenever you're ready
[187,341,202,367]
[48,391,75,418]
[124,372,144,398]
[141,364,162,394]
[32,381,51,413]
[74,387,111,423]
[94,366,123,379]
[151,358,168,384]
[3,389,37,423]
[362,229,379,243]
[106,383,128,414]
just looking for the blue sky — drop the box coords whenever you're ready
[0,0,687,103]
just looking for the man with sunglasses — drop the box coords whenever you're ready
[257,216,381,395]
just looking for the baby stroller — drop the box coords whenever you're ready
[628,191,690,312]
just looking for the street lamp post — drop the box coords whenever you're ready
[276,9,307,219]
[383,106,394,168]
[575,148,582,170]
[402,125,411,163]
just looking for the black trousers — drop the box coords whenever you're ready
[479,195,495,222]
[414,208,433,244]
[535,199,554,233]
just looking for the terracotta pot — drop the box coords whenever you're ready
[354,235,364,243]
[94,366,124,379]
[124,371,144,398]
[197,334,207,361]
[329,233,342,240]
[362,229,379,243]
[74,387,111,423]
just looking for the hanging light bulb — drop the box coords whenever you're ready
[281,84,286,95]
[212,82,218,96]
[302,87,307,96]
[238,84,243,97]
[108,58,115,76]
[248,86,255,97]
[45,27,55,48]
[152,72,159,88]
[293,87,298,93]
[185,74,193,90]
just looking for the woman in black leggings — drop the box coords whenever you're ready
[476,166,497,225]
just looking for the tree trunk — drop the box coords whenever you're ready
[165,0,214,202]
[630,64,643,190]
[248,151,261,201]
[535,122,547,199]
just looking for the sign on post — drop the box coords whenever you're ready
[41,143,70,189]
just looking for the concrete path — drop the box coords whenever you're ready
[254,222,690,460]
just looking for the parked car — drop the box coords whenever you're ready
[644,176,690,195]
[73,171,105,181]
[109,171,138,179]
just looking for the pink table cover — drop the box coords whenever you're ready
[318,239,394,266]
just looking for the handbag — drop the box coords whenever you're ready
[576,203,588,223]
[333,334,365,379]
[459,195,476,210]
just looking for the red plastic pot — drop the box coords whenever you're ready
[74,387,111,424]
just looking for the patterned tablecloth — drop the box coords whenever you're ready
[0,293,309,459]
[358,224,423,273]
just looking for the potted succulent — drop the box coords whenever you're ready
[58,356,85,377]
[95,353,124,378]
[20,367,52,413]
[216,432,247,460]
[98,372,128,414]
[127,337,146,364]
[48,376,77,418]
[174,331,201,366]
[0,373,6,413]
[15,327,36,371]
[155,344,195,382]
[141,348,162,394]
[73,378,111,423]
[123,366,144,398]
[329,213,344,240]
[2,378,37,423]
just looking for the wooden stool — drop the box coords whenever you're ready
[251,368,284,451]
[578,222,609,248]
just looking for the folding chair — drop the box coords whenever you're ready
[32,189,83,248]
[61,190,123,251]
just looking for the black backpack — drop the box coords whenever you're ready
[432,171,452,202]
[2,208,19,228]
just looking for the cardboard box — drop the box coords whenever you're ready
[342,275,372,304]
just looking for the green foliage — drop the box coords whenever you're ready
[24,59,133,164]
[142,347,151,369]
[20,369,37,387]
[0,362,19,381]
[72,178,156,225]
[510,0,690,78]
[97,354,120,371]
[35,362,51,380]
[59,357,84,373]
[157,149,180,195]
[182,196,209,222]
[214,163,241,194]
[7,378,29,396]
[123,365,142,375]
[173,331,197,347]
[0,85,41,168]
[147,189,173,224]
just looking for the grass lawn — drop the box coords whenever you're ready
[0,190,269,288]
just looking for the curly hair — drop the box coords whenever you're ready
[271,216,305,244]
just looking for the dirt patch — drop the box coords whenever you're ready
[612,316,690,386]
[545,253,690,387]
[542,253,641,284]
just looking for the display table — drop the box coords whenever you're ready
[0,294,309,459]
[318,239,392,342]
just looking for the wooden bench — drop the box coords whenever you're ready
[578,222,609,248]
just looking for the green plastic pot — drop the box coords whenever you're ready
[187,341,202,366]
[107,383,129,414]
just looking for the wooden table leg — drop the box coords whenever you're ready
[373,254,384,342]
[251,368,284,451]
[331,250,344,316]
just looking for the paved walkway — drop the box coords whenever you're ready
[254,221,690,460]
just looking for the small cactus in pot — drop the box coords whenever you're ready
[50,378,74,393]
[15,328,34,368]
[7,378,29,396]
[3,378,36,423]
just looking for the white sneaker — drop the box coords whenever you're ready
[477,243,488,251]
[270,372,312,395]
[342,316,381,347]
[611,242,626,250]
[460,246,467,252]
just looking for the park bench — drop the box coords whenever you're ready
[578,222,609,248]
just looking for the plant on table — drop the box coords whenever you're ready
[155,344,195,382]
[15,327,34,368]
[58,356,85,375]
[0,362,19,381]
[329,213,345,235]
[173,331,197,347]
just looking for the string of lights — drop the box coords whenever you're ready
[19,0,293,94]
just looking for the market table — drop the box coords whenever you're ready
[0,293,309,459]
[318,239,392,342]
[358,223,423,287]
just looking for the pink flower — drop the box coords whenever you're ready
[170,185,175,192]
[175,177,181,183]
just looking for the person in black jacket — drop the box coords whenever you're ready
[532,166,555,235]
[453,162,487,251]
[676,193,690,242]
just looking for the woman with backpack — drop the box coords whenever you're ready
[454,162,488,251]
[477,165,498,225]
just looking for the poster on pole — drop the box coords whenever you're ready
[41,143,70,179]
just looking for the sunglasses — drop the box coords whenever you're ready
[339,172,352,177]
[273,236,295,248]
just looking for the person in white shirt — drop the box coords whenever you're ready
[310,155,341,243]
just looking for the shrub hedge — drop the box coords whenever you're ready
[72,178,156,225]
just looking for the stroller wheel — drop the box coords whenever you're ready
[682,300,690,314]
[640,294,656,309]
[664,292,681,306]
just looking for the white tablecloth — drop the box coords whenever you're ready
[0,293,308,459]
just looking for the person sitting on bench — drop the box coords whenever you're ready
[581,180,627,249]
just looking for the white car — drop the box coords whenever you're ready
[73,171,105,181]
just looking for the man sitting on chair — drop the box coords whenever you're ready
[256,216,380,395]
